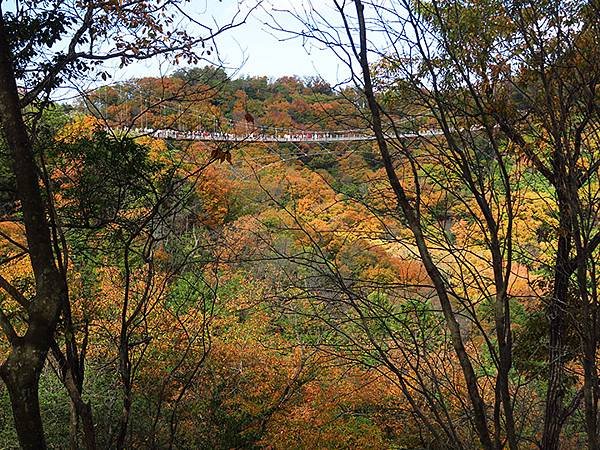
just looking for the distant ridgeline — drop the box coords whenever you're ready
[79,67,437,143]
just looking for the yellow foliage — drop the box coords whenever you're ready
[56,115,102,143]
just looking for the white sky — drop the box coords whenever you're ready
[211,1,346,81]
[118,0,350,85]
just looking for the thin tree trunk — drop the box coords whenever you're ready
[116,372,132,450]
[351,2,493,448]
[63,366,97,450]
[493,266,517,449]
[583,339,599,450]
[542,183,572,449]
[69,400,79,450]
[577,234,598,449]
[542,242,568,449]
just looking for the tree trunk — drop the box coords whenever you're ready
[63,365,97,450]
[116,380,132,450]
[69,400,79,450]
[542,179,573,449]
[57,314,97,449]
[577,227,598,449]
[583,341,599,450]
[116,341,132,450]
[0,345,48,450]
[0,8,65,449]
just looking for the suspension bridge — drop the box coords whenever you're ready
[117,115,443,144]
[126,124,445,143]
[111,119,457,179]
[147,128,375,143]
[142,129,443,143]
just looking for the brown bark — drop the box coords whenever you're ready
[1,346,48,449]
[541,161,576,449]
[53,346,97,450]
[54,307,97,449]
[0,8,66,449]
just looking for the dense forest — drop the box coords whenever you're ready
[1,0,600,449]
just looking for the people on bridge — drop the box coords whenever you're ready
[121,124,374,143]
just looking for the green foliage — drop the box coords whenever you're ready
[0,367,120,449]
[52,131,161,229]
[173,66,229,87]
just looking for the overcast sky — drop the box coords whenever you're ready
[56,0,360,99]
[210,1,348,83]
[113,1,350,85]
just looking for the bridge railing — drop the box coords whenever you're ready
[131,128,377,142]
[116,126,448,143]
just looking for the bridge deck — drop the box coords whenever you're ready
[140,128,444,143]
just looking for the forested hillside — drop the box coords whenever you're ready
[1,0,599,449]
[0,71,421,448]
